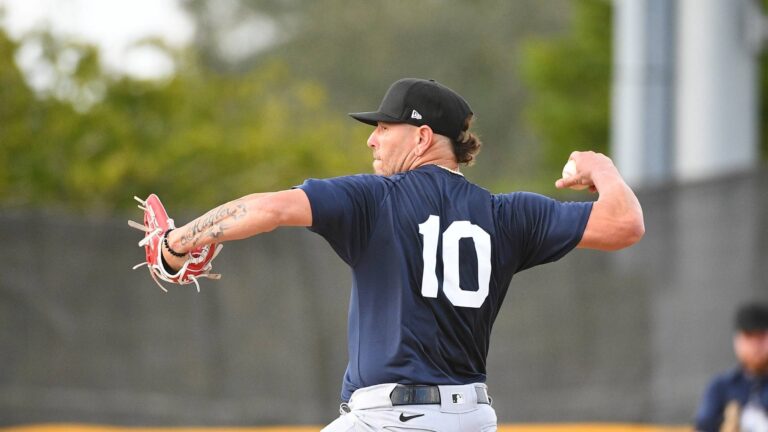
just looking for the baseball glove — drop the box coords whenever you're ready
[128,194,222,292]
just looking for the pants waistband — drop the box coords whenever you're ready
[346,383,491,411]
[390,384,490,405]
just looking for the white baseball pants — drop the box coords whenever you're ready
[321,383,497,432]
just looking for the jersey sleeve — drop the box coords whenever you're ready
[693,375,727,432]
[495,192,593,272]
[296,174,390,265]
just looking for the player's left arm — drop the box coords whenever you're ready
[163,189,312,268]
[556,151,645,251]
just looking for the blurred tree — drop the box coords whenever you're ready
[3,0,762,214]
[181,0,572,191]
[520,0,612,186]
[0,26,370,213]
[104,57,372,212]
[0,28,85,208]
[0,27,32,202]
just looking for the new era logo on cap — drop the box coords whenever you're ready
[348,78,473,140]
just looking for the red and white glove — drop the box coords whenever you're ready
[128,194,222,292]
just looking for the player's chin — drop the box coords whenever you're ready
[372,160,385,175]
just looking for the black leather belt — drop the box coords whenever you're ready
[389,384,490,406]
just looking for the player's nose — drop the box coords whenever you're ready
[367,130,377,149]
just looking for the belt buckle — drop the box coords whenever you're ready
[391,384,441,405]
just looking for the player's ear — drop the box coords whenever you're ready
[415,126,434,156]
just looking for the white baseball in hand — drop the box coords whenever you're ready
[561,160,589,190]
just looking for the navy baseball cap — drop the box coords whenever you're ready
[735,302,768,332]
[349,78,473,141]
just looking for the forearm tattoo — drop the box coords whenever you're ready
[180,202,247,247]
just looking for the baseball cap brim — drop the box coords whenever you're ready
[348,111,403,126]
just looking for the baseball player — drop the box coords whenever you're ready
[154,78,645,431]
[694,302,768,431]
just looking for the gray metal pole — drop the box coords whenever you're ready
[611,0,675,188]
[674,0,760,182]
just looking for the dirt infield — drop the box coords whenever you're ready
[0,424,689,432]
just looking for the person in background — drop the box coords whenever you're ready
[695,302,768,432]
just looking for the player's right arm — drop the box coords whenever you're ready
[162,189,312,269]
[556,151,645,251]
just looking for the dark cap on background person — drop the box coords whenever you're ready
[735,302,768,332]
[349,78,473,141]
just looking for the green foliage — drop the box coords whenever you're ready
[1,0,582,215]
[520,0,612,177]
[88,59,371,212]
[0,30,30,199]
[2,0,765,215]
[0,29,370,213]
[0,30,80,208]
[182,0,572,192]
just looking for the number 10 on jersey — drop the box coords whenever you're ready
[418,215,491,308]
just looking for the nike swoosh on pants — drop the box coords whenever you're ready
[399,413,425,422]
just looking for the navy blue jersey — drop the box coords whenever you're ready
[298,164,592,401]
[694,367,768,431]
